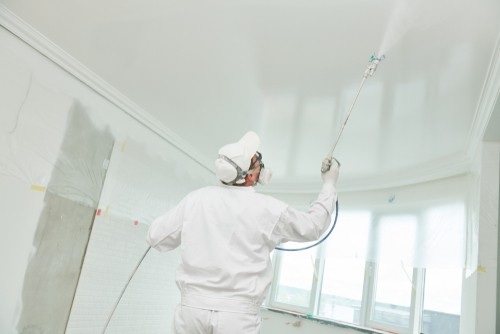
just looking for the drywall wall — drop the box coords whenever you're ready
[0,22,213,333]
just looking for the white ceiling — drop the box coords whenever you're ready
[1,0,500,192]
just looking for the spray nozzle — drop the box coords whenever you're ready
[364,54,385,78]
[369,54,386,63]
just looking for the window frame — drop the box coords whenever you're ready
[268,255,426,334]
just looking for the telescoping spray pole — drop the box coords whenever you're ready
[278,54,385,252]
[321,54,385,173]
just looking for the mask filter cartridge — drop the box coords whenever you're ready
[258,168,272,185]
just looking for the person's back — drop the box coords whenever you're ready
[167,185,287,313]
[147,131,340,334]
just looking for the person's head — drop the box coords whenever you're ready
[242,151,264,186]
[214,131,271,186]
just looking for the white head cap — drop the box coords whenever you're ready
[214,131,260,184]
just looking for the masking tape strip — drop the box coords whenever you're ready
[30,185,46,192]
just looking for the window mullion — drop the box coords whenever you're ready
[411,268,425,334]
[360,261,376,327]
[268,250,283,307]
[311,243,327,315]
[361,211,381,327]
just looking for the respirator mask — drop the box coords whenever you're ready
[250,151,272,186]
[215,149,272,186]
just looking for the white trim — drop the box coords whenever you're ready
[263,152,471,194]
[0,4,214,174]
[467,31,500,159]
[411,268,425,334]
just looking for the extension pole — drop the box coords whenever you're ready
[327,76,368,159]
[101,246,152,334]
[321,54,385,173]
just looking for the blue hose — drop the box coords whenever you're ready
[275,199,339,251]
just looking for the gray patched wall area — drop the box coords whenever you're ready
[17,105,114,334]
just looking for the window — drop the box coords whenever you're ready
[268,202,464,334]
[318,211,370,324]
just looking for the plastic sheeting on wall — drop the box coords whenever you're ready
[274,174,468,269]
[97,138,204,227]
[338,175,467,269]
[0,75,71,193]
[0,23,214,334]
[0,58,110,209]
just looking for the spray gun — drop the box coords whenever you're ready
[321,54,385,173]
[364,54,386,78]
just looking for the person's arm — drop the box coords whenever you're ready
[146,200,185,251]
[272,158,339,243]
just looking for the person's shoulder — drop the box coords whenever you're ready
[254,191,287,206]
[188,185,221,196]
[179,186,215,204]
[201,184,223,191]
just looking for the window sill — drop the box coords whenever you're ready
[261,307,392,334]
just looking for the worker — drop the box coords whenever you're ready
[146,131,340,333]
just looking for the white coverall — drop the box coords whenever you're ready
[146,182,337,333]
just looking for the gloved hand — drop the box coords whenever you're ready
[321,157,340,185]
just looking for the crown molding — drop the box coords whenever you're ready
[262,152,471,195]
[0,4,215,174]
[341,152,471,193]
[466,31,500,159]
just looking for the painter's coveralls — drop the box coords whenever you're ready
[147,182,337,333]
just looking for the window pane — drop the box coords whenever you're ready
[416,204,466,268]
[371,262,413,328]
[319,258,365,324]
[422,268,462,334]
[371,214,417,265]
[319,211,370,324]
[275,248,317,308]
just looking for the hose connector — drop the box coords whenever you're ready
[364,54,385,78]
